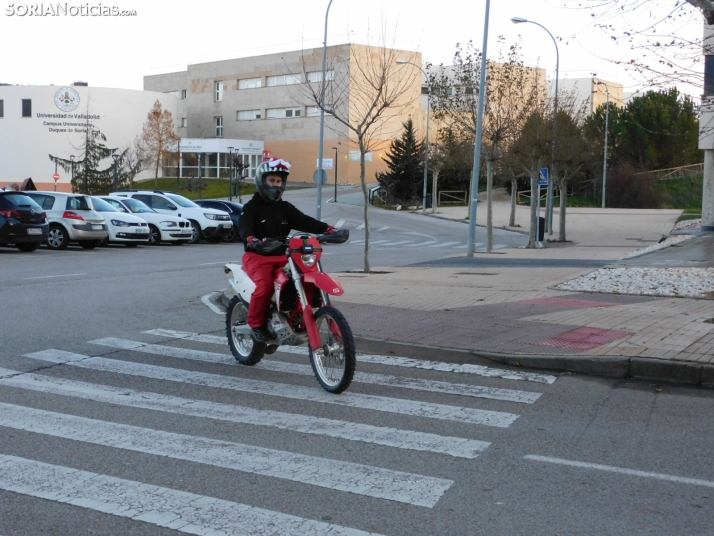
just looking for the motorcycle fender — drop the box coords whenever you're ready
[303,272,344,296]
[225,263,256,302]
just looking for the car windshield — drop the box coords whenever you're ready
[121,198,155,214]
[1,194,43,210]
[166,193,199,208]
[91,197,120,212]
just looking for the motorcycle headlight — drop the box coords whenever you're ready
[110,219,130,227]
[301,254,317,267]
[160,221,177,227]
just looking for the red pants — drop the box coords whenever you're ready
[242,252,288,328]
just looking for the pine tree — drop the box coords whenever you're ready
[376,119,424,205]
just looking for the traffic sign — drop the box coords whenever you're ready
[313,169,328,185]
[53,173,60,182]
[538,167,548,186]
[316,158,333,170]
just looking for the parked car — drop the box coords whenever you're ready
[25,191,107,250]
[0,191,49,252]
[193,199,243,242]
[109,190,231,244]
[90,196,150,247]
[98,196,192,245]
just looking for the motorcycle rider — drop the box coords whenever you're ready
[238,158,336,342]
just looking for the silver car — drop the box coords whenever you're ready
[25,191,108,250]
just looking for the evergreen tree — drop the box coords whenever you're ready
[376,119,424,204]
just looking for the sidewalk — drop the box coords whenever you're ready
[327,198,714,386]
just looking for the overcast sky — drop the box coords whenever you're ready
[1,0,702,97]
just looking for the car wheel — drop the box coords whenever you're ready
[47,225,69,250]
[147,225,160,245]
[125,243,139,248]
[188,220,202,244]
[80,240,100,249]
[222,226,238,243]
[17,242,40,252]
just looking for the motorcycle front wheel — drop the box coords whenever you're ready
[226,296,265,365]
[309,306,356,394]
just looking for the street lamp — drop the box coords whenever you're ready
[227,147,234,201]
[112,153,120,192]
[197,153,203,200]
[511,16,559,235]
[70,155,75,192]
[594,80,610,208]
[316,0,336,220]
[467,0,491,257]
[397,59,431,214]
[332,146,339,202]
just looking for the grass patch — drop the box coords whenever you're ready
[676,212,701,223]
[657,176,702,210]
[134,177,257,200]
[567,195,600,208]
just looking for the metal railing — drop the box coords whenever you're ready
[438,190,467,205]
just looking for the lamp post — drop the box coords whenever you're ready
[467,0,491,257]
[594,81,610,208]
[197,153,203,200]
[511,16,559,235]
[70,155,75,192]
[227,147,234,201]
[332,146,339,202]
[396,59,431,214]
[112,153,120,192]
[316,0,335,220]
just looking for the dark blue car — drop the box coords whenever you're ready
[0,191,49,252]
[193,199,243,243]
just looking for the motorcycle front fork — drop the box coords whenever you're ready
[287,257,326,352]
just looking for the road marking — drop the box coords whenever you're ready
[455,243,483,249]
[199,261,228,265]
[369,240,388,245]
[23,273,86,280]
[335,219,345,228]
[404,241,438,247]
[429,241,460,248]
[0,365,489,459]
[52,344,520,427]
[350,239,365,244]
[356,223,365,230]
[200,292,223,315]
[375,241,414,247]
[375,226,390,232]
[0,402,451,507]
[143,329,556,384]
[524,455,714,489]
[0,454,381,535]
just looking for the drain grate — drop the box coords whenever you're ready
[514,297,619,308]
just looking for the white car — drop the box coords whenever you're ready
[99,196,192,245]
[109,190,232,244]
[90,197,150,247]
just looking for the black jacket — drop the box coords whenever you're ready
[238,193,329,254]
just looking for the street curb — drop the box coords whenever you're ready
[353,336,713,388]
[218,288,711,388]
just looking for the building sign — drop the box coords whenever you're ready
[54,87,80,112]
[179,138,264,155]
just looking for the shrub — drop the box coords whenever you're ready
[605,164,663,208]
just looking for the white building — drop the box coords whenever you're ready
[0,84,178,191]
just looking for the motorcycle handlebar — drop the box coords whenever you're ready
[255,229,349,255]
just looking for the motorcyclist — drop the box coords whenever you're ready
[238,158,336,342]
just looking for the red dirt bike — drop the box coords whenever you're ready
[224,229,356,393]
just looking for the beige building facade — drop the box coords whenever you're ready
[144,44,424,185]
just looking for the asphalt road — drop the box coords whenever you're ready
[1,207,713,535]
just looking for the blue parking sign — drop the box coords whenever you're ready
[538,168,548,186]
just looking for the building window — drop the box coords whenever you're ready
[181,89,187,99]
[266,107,301,119]
[266,74,302,87]
[306,106,331,117]
[238,77,262,90]
[307,70,335,83]
[0,99,3,118]
[21,99,31,117]
[215,116,223,137]
[215,81,224,101]
[180,118,187,128]
[237,109,261,121]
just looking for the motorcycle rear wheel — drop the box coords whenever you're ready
[226,296,265,365]
[309,306,356,394]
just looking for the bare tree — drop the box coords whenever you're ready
[429,39,545,252]
[136,100,180,189]
[297,35,419,272]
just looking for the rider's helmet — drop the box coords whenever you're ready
[255,158,291,202]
